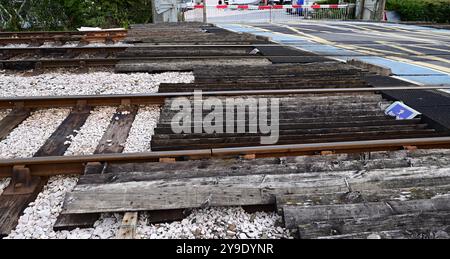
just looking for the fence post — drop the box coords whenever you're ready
[269,6,272,23]
[203,0,207,23]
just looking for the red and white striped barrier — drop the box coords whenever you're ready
[193,4,349,10]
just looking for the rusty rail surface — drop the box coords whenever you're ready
[0,86,449,109]
[0,30,127,45]
[1,137,450,178]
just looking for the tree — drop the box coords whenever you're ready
[0,0,153,31]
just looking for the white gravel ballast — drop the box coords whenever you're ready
[5,176,123,239]
[0,109,70,159]
[64,107,116,156]
[137,208,293,239]
[5,175,291,240]
[0,71,194,97]
[0,109,10,121]
[124,105,161,153]
[0,70,292,239]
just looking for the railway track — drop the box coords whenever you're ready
[1,23,450,239]
[0,30,127,45]
[0,46,127,70]
[0,87,449,177]
[0,30,128,70]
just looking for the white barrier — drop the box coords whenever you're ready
[182,4,355,23]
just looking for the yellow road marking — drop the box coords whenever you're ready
[378,41,450,65]
[320,23,444,44]
[273,23,334,45]
[412,44,450,54]
[346,23,450,41]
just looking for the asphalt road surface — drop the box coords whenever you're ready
[253,22,450,74]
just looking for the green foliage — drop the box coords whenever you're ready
[0,0,153,31]
[387,0,450,23]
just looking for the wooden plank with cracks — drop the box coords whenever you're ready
[282,197,450,229]
[0,108,31,141]
[95,106,138,154]
[298,212,450,239]
[34,106,92,157]
[116,212,138,239]
[60,166,450,215]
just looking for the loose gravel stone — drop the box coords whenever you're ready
[1,42,132,49]
[5,176,122,240]
[0,178,11,196]
[0,109,10,121]
[124,105,161,153]
[64,107,116,156]
[0,109,70,159]
[136,207,293,240]
[5,176,78,239]
[0,71,194,97]
[1,44,29,48]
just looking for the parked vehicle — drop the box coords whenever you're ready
[225,0,262,5]
[268,0,288,4]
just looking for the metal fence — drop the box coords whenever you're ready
[182,4,356,23]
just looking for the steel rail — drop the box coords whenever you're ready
[1,56,273,61]
[0,59,119,70]
[0,30,127,38]
[0,37,126,45]
[0,46,129,51]
[0,31,127,45]
[1,137,450,178]
[115,44,282,47]
[0,86,448,109]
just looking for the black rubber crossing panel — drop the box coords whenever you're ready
[257,45,333,64]
[363,75,413,87]
[257,45,316,56]
[415,106,450,132]
[382,89,450,130]
[267,56,331,64]
[382,90,450,107]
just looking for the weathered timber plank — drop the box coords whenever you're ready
[34,107,92,156]
[152,125,429,140]
[276,183,450,210]
[78,151,450,185]
[283,197,450,229]
[156,115,395,127]
[115,59,272,73]
[95,106,138,154]
[116,212,138,239]
[61,167,450,215]
[317,229,449,239]
[158,81,369,92]
[0,181,45,236]
[298,212,450,239]
[53,213,100,231]
[154,119,422,134]
[0,108,31,141]
[151,131,445,151]
[159,106,387,119]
